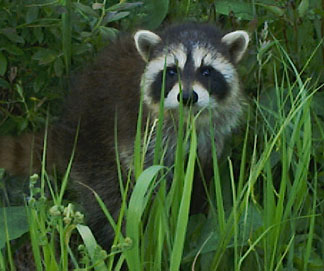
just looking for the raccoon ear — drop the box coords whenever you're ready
[221,31,249,64]
[134,30,161,62]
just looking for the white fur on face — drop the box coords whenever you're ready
[193,82,210,108]
[142,44,242,115]
[141,44,187,111]
[164,83,181,109]
[164,82,210,109]
[192,47,237,84]
[191,46,241,105]
[144,44,187,83]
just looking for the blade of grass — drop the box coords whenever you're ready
[209,109,225,235]
[77,224,108,271]
[134,79,145,180]
[170,120,197,271]
[303,163,318,271]
[125,165,163,271]
[153,57,167,165]
[58,120,80,205]
[2,208,15,271]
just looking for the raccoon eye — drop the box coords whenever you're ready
[201,67,212,77]
[166,67,177,77]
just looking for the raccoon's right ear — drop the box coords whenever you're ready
[134,30,161,62]
[221,30,249,64]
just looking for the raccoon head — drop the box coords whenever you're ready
[134,24,249,128]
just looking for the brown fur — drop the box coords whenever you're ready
[0,35,144,249]
[0,24,249,250]
[0,133,43,176]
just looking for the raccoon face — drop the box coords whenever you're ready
[134,24,249,119]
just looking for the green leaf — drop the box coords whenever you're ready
[0,78,10,89]
[297,0,309,17]
[32,49,58,65]
[107,2,143,12]
[2,43,24,56]
[72,43,92,56]
[103,11,130,24]
[74,2,99,18]
[0,52,7,76]
[92,3,104,10]
[33,27,44,44]
[1,28,25,44]
[141,0,169,30]
[215,1,254,20]
[33,72,45,93]
[0,206,29,249]
[54,57,64,77]
[26,6,39,24]
[256,3,285,16]
[99,26,118,41]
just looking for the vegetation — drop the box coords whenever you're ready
[0,0,323,270]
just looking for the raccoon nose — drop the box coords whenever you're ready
[177,90,198,105]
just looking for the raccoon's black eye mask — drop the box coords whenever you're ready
[200,66,212,77]
[166,66,213,78]
[166,67,177,77]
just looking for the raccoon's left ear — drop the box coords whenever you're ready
[221,31,249,64]
[134,30,162,62]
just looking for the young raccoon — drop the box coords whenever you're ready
[0,23,249,249]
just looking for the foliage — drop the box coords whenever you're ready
[0,206,29,249]
[0,0,143,134]
[0,0,324,270]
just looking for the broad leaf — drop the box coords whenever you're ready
[0,206,29,249]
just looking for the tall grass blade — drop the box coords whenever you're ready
[170,120,197,271]
[125,165,163,270]
[77,224,108,271]
[209,109,225,235]
[58,121,80,205]
[303,163,318,271]
[153,58,167,165]
[134,80,145,180]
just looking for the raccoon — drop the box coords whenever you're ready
[0,23,249,249]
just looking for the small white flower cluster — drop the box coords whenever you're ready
[49,203,84,225]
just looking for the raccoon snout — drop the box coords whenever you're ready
[177,90,198,105]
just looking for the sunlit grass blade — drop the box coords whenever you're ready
[0,250,5,270]
[58,121,80,205]
[170,120,197,271]
[77,224,108,271]
[153,57,167,165]
[303,162,318,271]
[2,208,15,271]
[125,165,164,270]
[209,109,225,235]
[134,81,145,180]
